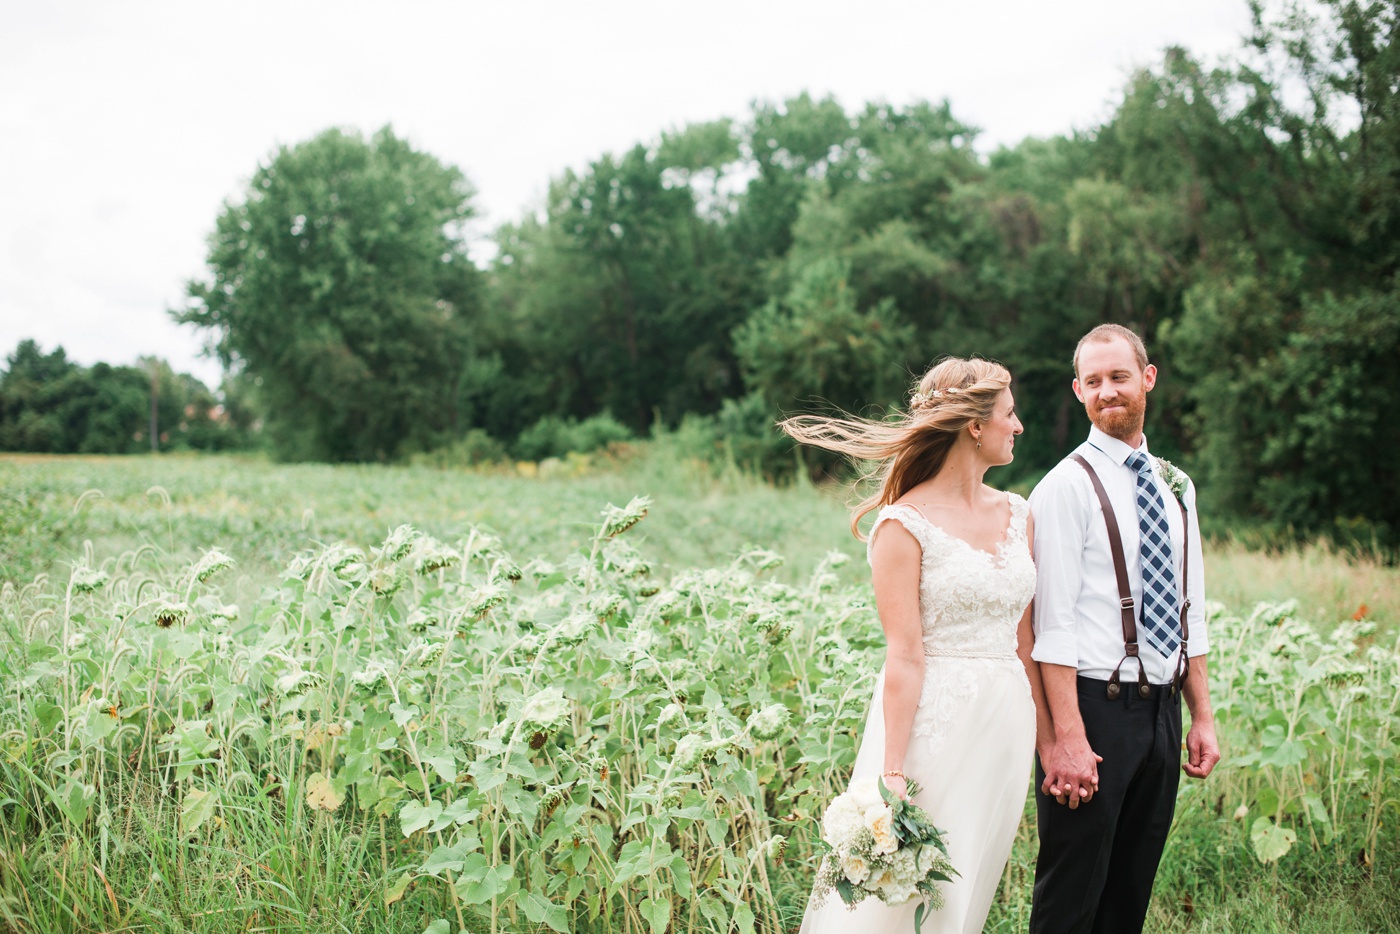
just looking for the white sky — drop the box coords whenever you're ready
[0,1,1253,388]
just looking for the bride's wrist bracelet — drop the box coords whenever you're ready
[881,769,907,781]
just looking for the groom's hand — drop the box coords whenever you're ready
[1183,719,1221,779]
[1041,733,1102,809]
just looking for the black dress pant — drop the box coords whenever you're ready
[1029,676,1182,934]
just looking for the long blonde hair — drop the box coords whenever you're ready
[778,357,1012,540]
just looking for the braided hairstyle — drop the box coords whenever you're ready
[778,358,1012,539]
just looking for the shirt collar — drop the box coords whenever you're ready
[1086,424,1150,466]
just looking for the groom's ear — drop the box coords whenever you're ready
[1142,364,1158,392]
[1072,378,1085,403]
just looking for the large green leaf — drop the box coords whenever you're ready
[180,787,217,835]
[1251,816,1297,863]
[521,892,571,934]
[640,895,671,934]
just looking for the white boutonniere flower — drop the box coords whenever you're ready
[1154,457,1190,501]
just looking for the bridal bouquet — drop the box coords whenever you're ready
[811,776,956,932]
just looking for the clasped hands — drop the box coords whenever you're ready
[1040,734,1102,809]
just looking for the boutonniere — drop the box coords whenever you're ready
[1154,457,1189,501]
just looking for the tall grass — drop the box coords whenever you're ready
[1,451,1397,933]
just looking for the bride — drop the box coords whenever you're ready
[782,358,1050,934]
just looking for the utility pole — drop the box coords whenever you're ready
[149,359,159,453]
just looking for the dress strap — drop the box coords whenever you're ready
[865,504,932,566]
[1006,492,1030,542]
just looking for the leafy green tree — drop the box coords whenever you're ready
[734,257,915,416]
[175,126,486,461]
[491,129,755,434]
[0,340,244,454]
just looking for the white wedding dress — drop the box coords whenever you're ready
[800,492,1037,934]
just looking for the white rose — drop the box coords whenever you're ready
[821,796,863,847]
[867,867,896,892]
[882,881,918,905]
[840,853,870,886]
[848,777,883,810]
[864,804,899,855]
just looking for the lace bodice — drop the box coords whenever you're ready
[867,493,1036,660]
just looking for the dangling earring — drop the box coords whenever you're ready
[976,438,982,450]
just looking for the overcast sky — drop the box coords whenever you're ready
[0,1,1254,387]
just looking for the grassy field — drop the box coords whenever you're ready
[1,450,1396,933]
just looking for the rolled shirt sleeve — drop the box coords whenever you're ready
[1029,466,1088,669]
[1183,478,1209,657]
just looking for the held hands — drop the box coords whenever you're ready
[1183,719,1221,779]
[1040,734,1103,809]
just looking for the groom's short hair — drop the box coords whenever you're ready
[1073,324,1149,376]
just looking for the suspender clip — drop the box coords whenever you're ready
[1119,597,1135,610]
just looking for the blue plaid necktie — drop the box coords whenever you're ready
[1126,451,1181,657]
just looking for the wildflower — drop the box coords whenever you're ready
[70,566,109,593]
[490,559,523,583]
[211,604,240,621]
[520,687,570,731]
[747,703,790,740]
[672,734,705,772]
[467,584,509,619]
[189,549,235,583]
[656,703,684,727]
[599,496,651,539]
[412,539,459,575]
[369,566,405,596]
[153,602,191,628]
[589,592,623,621]
[405,607,439,631]
[551,612,597,648]
[739,547,785,571]
[763,834,788,861]
[378,525,420,562]
[403,640,446,668]
[351,660,391,690]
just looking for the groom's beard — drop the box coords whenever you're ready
[1089,392,1146,440]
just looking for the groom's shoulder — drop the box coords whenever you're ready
[1029,449,1095,509]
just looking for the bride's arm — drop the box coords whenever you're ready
[1018,515,1054,771]
[870,521,926,801]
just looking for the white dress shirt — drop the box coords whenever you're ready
[1030,425,1208,683]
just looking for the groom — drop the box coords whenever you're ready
[1028,324,1220,933]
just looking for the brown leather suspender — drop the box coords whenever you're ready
[1070,453,1191,699]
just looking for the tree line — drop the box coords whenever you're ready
[0,341,252,455]
[3,0,1396,546]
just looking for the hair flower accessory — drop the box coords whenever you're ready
[909,386,960,411]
